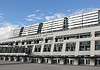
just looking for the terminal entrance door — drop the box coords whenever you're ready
[95,58,100,66]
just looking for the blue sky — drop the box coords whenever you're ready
[0,0,100,40]
[0,0,100,26]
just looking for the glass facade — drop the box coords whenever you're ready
[95,40,100,50]
[53,43,63,52]
[65,42,76,51]
[79,41,90,51]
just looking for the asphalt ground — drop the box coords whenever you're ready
[0,63,100,70]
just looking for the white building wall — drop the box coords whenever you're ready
[1,10,100,65]
[68,10,99,29]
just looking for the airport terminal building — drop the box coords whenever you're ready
[0,10,100,66]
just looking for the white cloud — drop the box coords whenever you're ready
[0,13,5,22]
[0,13,18,40]
[45,13,66,21]
[25,13,43,22]
[35,10,40,12]
[0,22,18,40]
[25,8,100,23]
[25,10,66,22]
[69,8,100,16]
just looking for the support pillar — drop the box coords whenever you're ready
[8,57,11,61]
[48,58,51,64]
[27,57,30,62]
[38,58,41,63]
[90,58,95,66]
[14,57,17,62]
[74,58,78,65]
[60,59,64,64]
[20,57,24,62]
[3,57,6,61]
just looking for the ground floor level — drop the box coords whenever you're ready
[0,55,100,66]
[30,57,100,66]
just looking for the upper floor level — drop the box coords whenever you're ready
[10,10,100,38]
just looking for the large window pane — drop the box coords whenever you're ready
[66,42,76,51]
[34,45,41,52]
[53,43,63,52]
[95,40,100,50]
[79,41,90,51]
[43,44,51,52]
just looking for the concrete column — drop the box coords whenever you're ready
[8,57,11,61]
[48,58,51,64]
[27,57,30,62]
[14,57,17,62]
[41,38,45,53]
[30,58,33,63]
[75,40,79,56]
[3,57,6,61]
[62,41,66,54]
[90,31,95,56]
[51,37,55,55]
[90,40,95,56]
[32,45,35,54]
[90,58,95,66]
[20,57,24,62]
[74,58,78,65]
[38,58,41,63]
[40,44,44,53]
[60,59,64,64]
